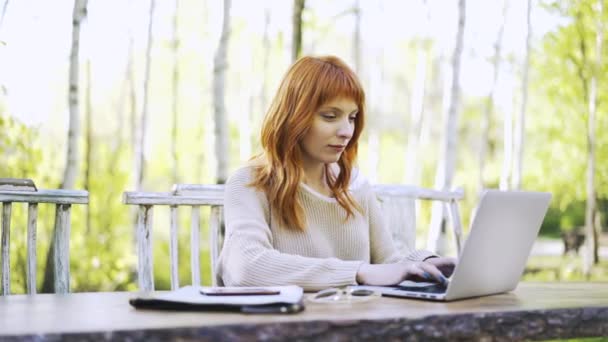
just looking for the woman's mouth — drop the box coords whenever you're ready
[328,145,346,152]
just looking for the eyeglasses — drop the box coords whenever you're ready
[308,286,381,304]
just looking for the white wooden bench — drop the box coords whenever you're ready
[0,178,89,295]
[123,184,464,291]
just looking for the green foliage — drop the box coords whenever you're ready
[528,0,608,235]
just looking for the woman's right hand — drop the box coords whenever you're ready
[356,261,448,286]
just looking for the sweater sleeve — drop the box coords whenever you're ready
[365,182,437,264]
[217,168,364,291]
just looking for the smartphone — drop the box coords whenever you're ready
[200,287,281,296]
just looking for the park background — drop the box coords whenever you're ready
[0,0,606,293]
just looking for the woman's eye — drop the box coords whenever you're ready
[349,116,357,122]
[321,113,336,119]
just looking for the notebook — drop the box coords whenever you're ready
[354,189,552,301]
[129,285,305,314]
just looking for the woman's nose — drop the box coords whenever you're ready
[337,118,354,139]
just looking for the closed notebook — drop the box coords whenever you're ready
[129,285,305,314]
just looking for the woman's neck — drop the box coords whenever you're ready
[302,163,331,196]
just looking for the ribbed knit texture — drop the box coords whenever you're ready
[217,166,436,291]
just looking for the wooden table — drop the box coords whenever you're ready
[1,282,607,341]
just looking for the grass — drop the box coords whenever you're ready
[523,254,608,282]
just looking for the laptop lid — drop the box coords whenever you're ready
[444,190,551,300]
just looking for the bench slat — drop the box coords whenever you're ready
[137,205,154,291]
[0,190,88,204]
[209,206,223,287]
[53,204,71,294]
[124,192,222,206]
[190,206,201,286]
[169,206,179,290]
[377,196,416,253]
[448,200,463,254]
[27,203,38,294]
[172,184,224,196]
[1,203,11,295]
[373,185,464,201]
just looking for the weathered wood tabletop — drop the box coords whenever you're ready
[1,282,607,341]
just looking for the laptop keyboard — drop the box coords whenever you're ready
[395,283,447,294]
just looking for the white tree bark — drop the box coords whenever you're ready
[584,0,603,275]
[0,0,9,31]
[292,0,305,62]
[404,48,427,185]
[135,0,155,191]
[259,7,270,121]
[499,91,514,190]
[84,59,92,234]
[61,0,88,189]
[43,0,88,293]
[213,0,231,184]
[428,0,466,254]
[512,0,531,190]
[352,0,361,74]
[404,1,431,185]
[480,0,508,192]
[171,0,180,184]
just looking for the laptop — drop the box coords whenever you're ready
[355,189,552,301]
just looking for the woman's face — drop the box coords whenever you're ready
[299,97,358,168]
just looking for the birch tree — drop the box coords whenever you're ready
[259,7,270,123]
[213,0,231,184]
[511,0,531,190]
[427,0,466,254]
[292,0,305,62]
[0,0,8,31]
[352,0,361,74]
[583,0,603,274]
[171,0,180,184]
[84,59,92,234]
[480,0,508,191]
[43,0,88,293]
[404,0,431,185]
[134,0,156,191]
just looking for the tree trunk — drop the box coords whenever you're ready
[127,32,136,165]
[84,59,92,234]
[171,0,180,185]
[404,1,431,185]
[259,7,270,120]
[512,0,531,190]
[480,0,507,191]
[584,0,603,275]
[213,0,231,184]
[0,0,9,31]
[428,0,466,254]
[292,0,305,62]
[404,47,428,185]
[134,0,155,191]
[42,0,88,293]
[352,0,361,74]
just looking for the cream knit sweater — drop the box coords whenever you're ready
[217,166,435,291]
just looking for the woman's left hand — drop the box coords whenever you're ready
[424,256,457,278]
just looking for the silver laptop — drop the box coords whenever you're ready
[356,190,552,301]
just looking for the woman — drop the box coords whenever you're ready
[217,55,455,291]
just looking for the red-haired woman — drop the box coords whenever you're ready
[217,55,455,291]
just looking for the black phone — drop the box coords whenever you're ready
[200,288,281,296]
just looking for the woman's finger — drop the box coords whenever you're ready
[419,263,448,285]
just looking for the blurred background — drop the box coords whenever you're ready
[0,0,606,292]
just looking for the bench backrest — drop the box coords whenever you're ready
[123,184,464,291]
[0,179,89,295]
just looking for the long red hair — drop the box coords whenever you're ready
[249,55,366,231]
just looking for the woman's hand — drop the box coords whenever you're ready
[356,261,448,286]
[424,256,457,278]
